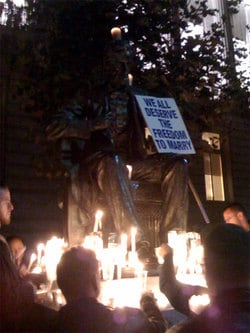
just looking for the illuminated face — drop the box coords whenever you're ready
[223,208,250,232]
[0,188,14,226]
[8,238,25,262]
[223,208,240,225]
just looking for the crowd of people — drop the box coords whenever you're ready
[0,182,250,332]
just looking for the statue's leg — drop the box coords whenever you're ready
[159,157,189,243]
[96,153,143,238]
[131,157,163,183]
[132,156,189,244]
[72,168,97,230]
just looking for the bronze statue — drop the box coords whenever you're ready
[45,29,189,253]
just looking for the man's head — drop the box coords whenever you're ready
[0,184,14,227]
[7,236,26,264]
[57,246,100,302]
[204,223,250,295]
[223,202,249,232]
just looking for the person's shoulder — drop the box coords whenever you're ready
[0,236,13,262]
[60,297,113,317]
[59,298,114,333]
[20,302,59,332]
[0,234,8,246]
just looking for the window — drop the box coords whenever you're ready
[202,132,225,201]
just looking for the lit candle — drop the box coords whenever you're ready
[101,248,115,281]
[31,265,42,274]
[128,73,133,86]
[131,227,137,253]
[189,294,210,314]
[111,27,122,40]
[126,165,133,179]
[83,234,103,260]
[37,243,44,267]
[121,233,127,253]
[94,210,103,232]
[28,253,37,272]
[44,236,65,283]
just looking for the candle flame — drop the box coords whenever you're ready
[95,210,103,219]
[28,252,37,271]
[128,73,133,86]
[126,165,133,179]
[37,243,44,251]
[111,27,122,40]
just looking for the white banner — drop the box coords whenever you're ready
[135,95,195,154]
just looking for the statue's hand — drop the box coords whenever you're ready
[91,118,110,131]
[90,106,113,131]
[46,118,91,140]
[45,119,69,140]
[45,103,112,140]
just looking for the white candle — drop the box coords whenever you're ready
[111,27,122,40]
[44,236,65,283]
[131,227,137,253]
[101,248,115,281]
[128,73,133,86]
[94,210,103,232]
[121,233,127,253]
[28,253,37,272]
[83,234,103,260]
[37,243,44,267]
[126,165,133,179]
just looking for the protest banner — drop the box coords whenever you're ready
[135,95,195,154]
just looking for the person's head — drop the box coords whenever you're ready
[204,223,250,295]
[0,183,14,227]
[56,246,100,302]
[223,202,249,232]
[7,236,26,265]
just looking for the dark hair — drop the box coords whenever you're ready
[57,247,98,297]
[0,182,9,191]
[204,223,250,288]
[6,235,24,244]
[223,202,248,218]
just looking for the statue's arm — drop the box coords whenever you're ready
[45,102,113,141]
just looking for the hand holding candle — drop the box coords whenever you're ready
[189,294,210,314]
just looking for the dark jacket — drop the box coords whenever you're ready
[58,295,167,333]
[159,251,207,315]
[166,288,250,333]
